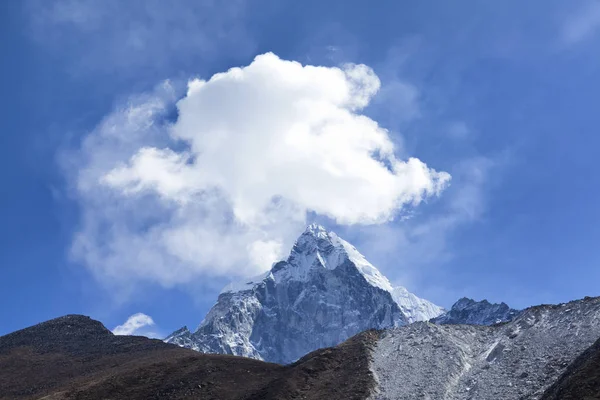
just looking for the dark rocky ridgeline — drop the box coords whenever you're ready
[0,315,378,400]
[0,314,173,356]
[541,330,600,400]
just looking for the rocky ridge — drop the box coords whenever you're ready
[431,297,521,326]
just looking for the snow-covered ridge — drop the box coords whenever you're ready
[392,286,446,323]
[223,224,395,293]
[328,230,394,293]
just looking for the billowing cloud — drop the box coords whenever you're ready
[67,53,450,289]
[112,313,155,336]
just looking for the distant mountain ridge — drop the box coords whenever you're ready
[431,297,521,325]
[165,224,444,363]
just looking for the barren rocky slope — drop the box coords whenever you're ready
[371,296,600,400]
[540,334,600,400]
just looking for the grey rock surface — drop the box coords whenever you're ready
[371,296,600,400]
[540,329,600,399]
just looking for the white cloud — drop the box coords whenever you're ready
[560,1,600,45]
[106,53,449,225]
[66,53,450,289]
[112,313,155,336]
[344,156,494,299]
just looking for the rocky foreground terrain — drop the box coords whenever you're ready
[0,315,376,400]
[371,295,600,399]
[540,334,600,400]
[2,296,600,399]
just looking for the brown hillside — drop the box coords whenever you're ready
[0,315,377,400]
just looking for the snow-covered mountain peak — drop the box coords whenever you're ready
[288,227,444,317]
[167,224,445,362]
[221,225,442,322]
[215,225,443,319]
[303,223,330,238]
[286,225,342,272]
[224,224,396,295]
[286,225,395,292]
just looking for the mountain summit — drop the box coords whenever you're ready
[165,224,443,363]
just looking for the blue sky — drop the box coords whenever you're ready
[1,0,600,337]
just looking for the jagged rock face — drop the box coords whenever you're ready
[431,297,520,326]
[371,296,600,400]
[166,224,443,364]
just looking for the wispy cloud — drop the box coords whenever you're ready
[560,0,600,45]
[446,121,471,140]
[63,53,450,294]
[26,0,254,76]
[112,313,156,336]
